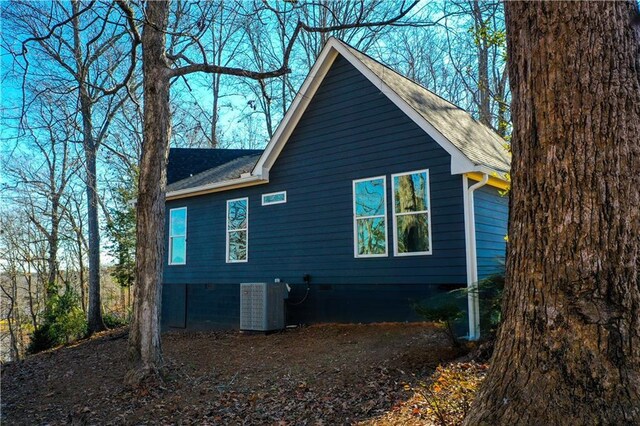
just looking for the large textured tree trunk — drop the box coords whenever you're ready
[465,2,640,424]
[126,0,171,386]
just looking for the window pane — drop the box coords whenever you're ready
[227,199,247,229]
[394,172,428,213]
[228,231,247,261]
[171,209,186,236]
[263,192,285,204]
[396,213,430,253]
[171,237,186,264]
[356,217,386,255]
[355,178,385,217]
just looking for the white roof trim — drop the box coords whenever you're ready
[166,175,266,200]
[252,46,340,177]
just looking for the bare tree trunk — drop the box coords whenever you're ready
[465,2,640,424]
[25,269,37,330]
[211,73,220,148]
[71,0,105,334]
[120,286,125,313]
[70,194,88,314]
[84,142,105,333]
[46,197,60,288]
[78,242,86,314]
[126,0,170,386]
[495,67,509,138]
[2,280,20,361]
[471,0,491,128]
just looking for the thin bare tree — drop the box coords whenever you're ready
[5,0,140,334]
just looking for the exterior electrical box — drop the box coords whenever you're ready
[240,282,286,331]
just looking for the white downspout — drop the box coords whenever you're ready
[464,173,489,340]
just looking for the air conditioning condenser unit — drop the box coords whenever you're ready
[240,282,286,331]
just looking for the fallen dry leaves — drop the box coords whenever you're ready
[1,323,486,425]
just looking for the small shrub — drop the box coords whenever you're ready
[28,284,87,354]
[415,264,505,347]
[415,300,465,347]
[28,323,58,354]
[476,272,504,338]
[103,311,129,328]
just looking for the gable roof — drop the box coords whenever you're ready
[167,148,262,184]
[253,38,510,179]
[167,38,510,200]
[345,46,510,174]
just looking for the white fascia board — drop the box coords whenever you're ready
[166,175,267,200]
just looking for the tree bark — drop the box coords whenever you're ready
[465,2,640,424]
[126,0,171,386]
[85,143,105,333]
[71,0,105,335]
[471,0,491,128]
[46,196,59,289]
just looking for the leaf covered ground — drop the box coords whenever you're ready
[1,323,486,425]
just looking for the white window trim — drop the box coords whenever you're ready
[391,169,433,256]
[261,191,287,205]
[226,197,249,263]
[353,175,388,258]
[168,207,187,265]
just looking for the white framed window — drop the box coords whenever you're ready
[262,191,287,205]
[353,176,388,257]
[392,169,432,256]
[226,197,248,263]
[168,207,187,265]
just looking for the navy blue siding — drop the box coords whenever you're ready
[474,185,508,280]
[162,55,468,329]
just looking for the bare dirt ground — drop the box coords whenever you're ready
[1,323,483,425]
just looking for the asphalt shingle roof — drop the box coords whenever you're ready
[167,148,263,185]
[166,153,261,193]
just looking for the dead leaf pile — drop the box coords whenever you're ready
[1,323,479,425]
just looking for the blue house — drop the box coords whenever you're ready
[162,38,510,339]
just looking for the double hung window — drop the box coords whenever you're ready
[353,176,388,257]
[352,170,432,258]
[392,170,432,255]
[226,198,248,262]
[169,207,187,265]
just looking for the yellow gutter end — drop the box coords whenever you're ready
[466,172,510,191]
